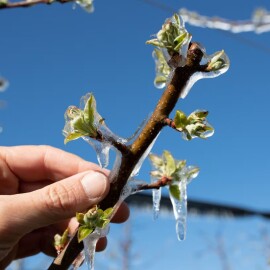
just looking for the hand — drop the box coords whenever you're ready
[0,145,129,269]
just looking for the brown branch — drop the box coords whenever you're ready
[0,0,72,9]
[134,176,172,192]
[163,118,182,132]
[48,42,208,270]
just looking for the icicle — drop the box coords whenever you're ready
[83,227,109,270]
[83,137,111,168]
[83,234,98,270]
[152,177,162,220]
[169,178,188,241]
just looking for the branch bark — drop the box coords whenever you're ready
[48,42,208,270]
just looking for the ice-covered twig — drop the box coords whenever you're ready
[132,176,172,192]
[0,0,72,9]
[179,8,270,34]
[0,0,94,12]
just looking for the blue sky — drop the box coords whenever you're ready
[2,0,270,269]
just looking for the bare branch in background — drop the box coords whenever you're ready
[0,77,8,92]
[179,8,270,34]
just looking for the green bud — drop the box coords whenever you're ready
[207,50,227,71]
[146,13,190,56]
[76,213,85,225]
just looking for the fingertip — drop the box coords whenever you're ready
[96,237,107,252]
[111,202,130,223]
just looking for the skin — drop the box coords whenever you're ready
[0,145,129,269]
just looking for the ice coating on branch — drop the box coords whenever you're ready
[147,14,230,98]
[75,0,94,13]
[151,176,162,220]
[131,133,159,177]
[83,227,109,270]
[180,49,230,99]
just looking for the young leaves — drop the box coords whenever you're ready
[174,110,214,140]
[54,229,69,253]
[63,93,104,144]
[149,151,199,201]
[206,50,229,72]
[146,14,191,56]
[76,205,113,242]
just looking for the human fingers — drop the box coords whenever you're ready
[0,170,109,260]
[111,202,130,223]
[0,145,107,185]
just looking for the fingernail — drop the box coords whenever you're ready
[81,171,108,201]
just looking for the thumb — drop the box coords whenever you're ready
[0,170,109,240]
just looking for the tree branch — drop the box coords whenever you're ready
[133,176,172,192]
[48,42,209,270]
[0,0,72,9]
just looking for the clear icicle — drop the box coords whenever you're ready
[83,227,109,270]
[83,137,111,168]
[83,235,98,270]
[152,177,162,220]
[169,178,188,241]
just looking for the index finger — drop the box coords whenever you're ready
[0,145,105,182]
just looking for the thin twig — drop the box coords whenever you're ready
[134,176,172,192]
[0,0,72,9]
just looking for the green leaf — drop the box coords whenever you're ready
[78,226,94,243]
[146,39,160,47]
[149,153,164,169]
[174,110,187,130]
[64,132,83,144]
[194,110,208,119]
[154,75,167,85]
[76,213,85,225]
[103,207,114,218]
[60,229,69,245]
[169,184,181,201]
[185,166,200,181]
[174,13,180,26]
[163,150,176,176]
[83,94,95,125]
[95,219,106,228]
[101,219,110,228]
[175,160,186,171]
[174,32,188,51]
